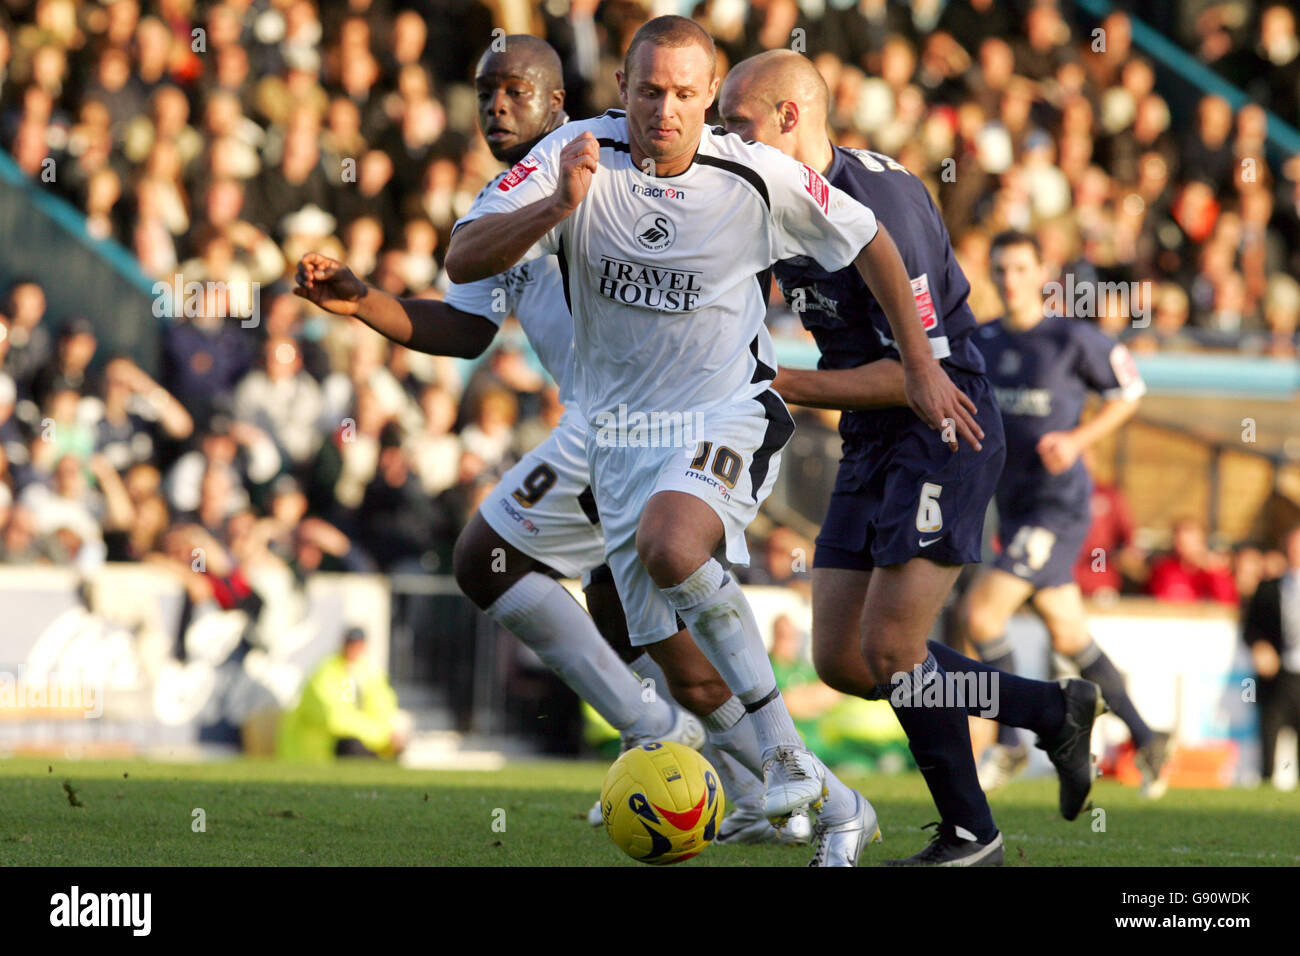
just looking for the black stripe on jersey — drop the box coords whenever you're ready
[749,334,775,384]
[576,485,600,525]
[749,389,794,502]
[693,154,769,209]
[595,131,768,207]
[752,267,773,354]
[712,125,758,147]
[556,238,572,315]
[603,109,626,118]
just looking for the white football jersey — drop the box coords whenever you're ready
[455,111,880,421]
[443,168,576,404]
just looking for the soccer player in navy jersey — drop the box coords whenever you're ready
[968,230,1169,797]
[720,50,1102,865]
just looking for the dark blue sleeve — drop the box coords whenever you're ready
[1072,322,1143,398]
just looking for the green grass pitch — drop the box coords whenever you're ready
[1,757,1296,866]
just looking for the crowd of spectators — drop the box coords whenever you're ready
[0,273,558,591]
[0,0,1297,597]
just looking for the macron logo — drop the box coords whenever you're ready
[630,183,686,200]
[50,886,151,936]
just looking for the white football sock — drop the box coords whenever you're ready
[662,560,801,752]
[817,762,860,825]
[488,573,671,738]
[633,657,770,806]
[701,695,851,820]
[632,650,767,810]
[705,741,763,813]
[702,696,763,779]
[696,696,764,810]
[632,651,767,818]
[628,652,670,711]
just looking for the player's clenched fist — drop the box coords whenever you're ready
[1036,430,1081,475]
[552,131,600,215]
[293,252,368,316]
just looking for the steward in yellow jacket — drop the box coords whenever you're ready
[277,629,404,760]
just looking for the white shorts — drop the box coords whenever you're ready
[477,408,607,579]
[587,392,795,646]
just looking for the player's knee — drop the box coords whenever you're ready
[663,673,732,717]
[815,660,867,697]
[451,531,482,600]
[965,601,1004,645]
[861,639,922,691]
[812,644,870,696]
[1049,622,1090,656]
[453,521,517,609]
[635,529,699,589]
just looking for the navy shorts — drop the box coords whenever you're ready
[814,367,1006,572]
[993,505,1090,590]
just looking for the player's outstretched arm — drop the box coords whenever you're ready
[445,132,599,284]
[773,359,907,410]
[851,223,982,451]
[294,253,497,359]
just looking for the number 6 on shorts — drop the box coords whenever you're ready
[916,482,943,533]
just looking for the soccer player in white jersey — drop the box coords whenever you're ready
[295,36,804,848]
[447,16,978,864]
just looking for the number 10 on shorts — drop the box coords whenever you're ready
[916,482,943,533]
[689,441,743,489]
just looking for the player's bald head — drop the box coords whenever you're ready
[722,50,829,125]
[624,15,716,81]
[476,34,564,93]
[719,50,832,164]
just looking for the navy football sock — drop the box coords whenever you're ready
[885,652,998,844]
[1072,641,1153,748]
[969,636,1025,747]
[928,641,1065,739]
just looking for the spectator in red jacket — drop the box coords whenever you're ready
[1148,517,1239,604]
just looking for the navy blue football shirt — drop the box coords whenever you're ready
[772,145,985,442]
[974,314,1145,517]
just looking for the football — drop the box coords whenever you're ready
[600,741,725,865]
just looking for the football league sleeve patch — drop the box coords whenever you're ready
[766,153,879,272]
[1076,323,1146,401]
[450,127,571,256]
